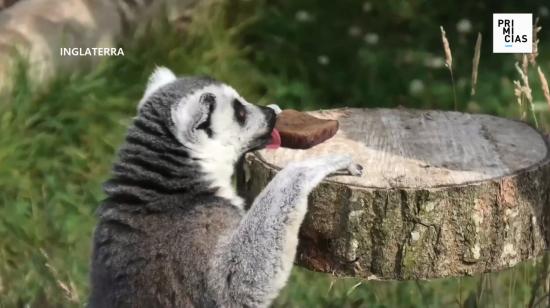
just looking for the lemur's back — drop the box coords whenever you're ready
[88,75,244,307]
[89,197,242,308]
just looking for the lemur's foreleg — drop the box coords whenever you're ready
[208,155,362,307]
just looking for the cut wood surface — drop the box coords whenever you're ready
[241,108,550,280]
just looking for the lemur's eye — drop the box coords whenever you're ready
[232,99,247,125]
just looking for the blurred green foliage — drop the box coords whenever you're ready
[241,0,550,126]
[0,0,549,306]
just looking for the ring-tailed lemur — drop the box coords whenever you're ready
[88,67,362,308]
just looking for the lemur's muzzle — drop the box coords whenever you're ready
[261,106,280,149]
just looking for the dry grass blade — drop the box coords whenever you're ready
[538,66,550,110]
[440,26,457,109]
[529,18,541,66]
[514,62,538,127]
[440,26,453,68]
[40,248,81,303]
[513,80,526,120]
[346,282,363,296]
[515,62,533,105]
[522,54,529,76]
[471,33,482,96]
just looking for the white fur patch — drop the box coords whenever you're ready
[266,104,282,115]
[171,84,258,209]
[138,66,177,110]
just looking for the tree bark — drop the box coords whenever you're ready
[240,108,550,280]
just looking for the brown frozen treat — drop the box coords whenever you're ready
[275,109,339,149]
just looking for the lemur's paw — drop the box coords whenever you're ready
[347,163,363,176]
[317,155,363,177]
[327,155,362,176]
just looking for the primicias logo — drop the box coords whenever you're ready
[493,14,532,53]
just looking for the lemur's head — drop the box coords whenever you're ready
[137,67,280,206]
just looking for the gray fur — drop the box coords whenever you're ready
[88,73,361,307]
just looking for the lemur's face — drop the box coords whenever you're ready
[138,67,279,164]
[171,83,278,155]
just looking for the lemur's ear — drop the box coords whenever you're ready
[194,93,216,137]
[138,66,177,110]
[172,91,217,145]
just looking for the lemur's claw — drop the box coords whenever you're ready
[348,163,363,176]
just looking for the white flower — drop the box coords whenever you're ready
[295,10,312,22]
[362,2,372,12]
[409,79,425,95]
[424,56,445,69]
[363,32,379,45]
[456,19,472,33]
[317,55,330,65]
[539,6,549,17]
[348,26,362,37]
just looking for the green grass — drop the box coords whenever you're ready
[275,261,544,307]
[0,3,270,306]
[0,0,549,306]
[0,57,138,307]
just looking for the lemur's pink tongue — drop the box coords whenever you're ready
[266,128,281,149]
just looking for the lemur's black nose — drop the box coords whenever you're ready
[261,106,277,128]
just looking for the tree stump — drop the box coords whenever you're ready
[240,108,550,280]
